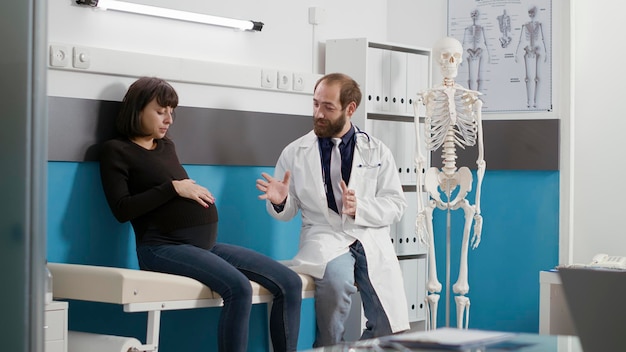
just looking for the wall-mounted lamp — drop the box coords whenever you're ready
[76,0,264,32]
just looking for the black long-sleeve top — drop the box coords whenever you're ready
[99,137,218,247]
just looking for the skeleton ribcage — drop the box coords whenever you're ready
[423,88,478,151]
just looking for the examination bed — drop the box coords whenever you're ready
[48,262,315,352]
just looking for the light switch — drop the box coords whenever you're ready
[73,47,91,69]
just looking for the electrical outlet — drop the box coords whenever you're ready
[293,73,305,91]
[277,71,292,90]
[261,69,277,88]
[73,46,91,69]
[49,45,69,67]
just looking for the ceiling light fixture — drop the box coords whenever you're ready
[76,0,264,32]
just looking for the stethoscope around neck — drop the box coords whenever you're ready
[319,125,381,196]
[354,125,381,169]
[319,125,381,175]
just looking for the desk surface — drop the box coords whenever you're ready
[303,333,582,352]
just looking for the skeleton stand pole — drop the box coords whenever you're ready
[445,185,451,327]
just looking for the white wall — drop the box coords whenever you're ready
[49,0,391,73]
[47,0,391,116]
[570,1,626,263]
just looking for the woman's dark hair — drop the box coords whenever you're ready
[314,73,362,110]
[116,77,179,138]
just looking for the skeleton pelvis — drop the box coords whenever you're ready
[424,167,473,205]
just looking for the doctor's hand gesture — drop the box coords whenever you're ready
[257,171,291,205]
[340,181,357,218]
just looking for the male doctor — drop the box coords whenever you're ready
[256,73,410,347]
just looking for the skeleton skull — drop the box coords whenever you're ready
[470,9,479,20]
[434,37,463,80]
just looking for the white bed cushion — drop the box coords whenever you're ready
[298,273,316,298]
[48,263,216,304]
[48,262,316,305]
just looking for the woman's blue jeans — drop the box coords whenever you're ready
[137,243,302,352]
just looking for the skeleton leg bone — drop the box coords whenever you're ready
[444,169,476,329]
[533,60,540,109]
[452,198,475,296]
[455,296,471,329]
[423,201,441,294]
[423,169,443,329]
[523,51,538,108]
[426,294,440,331]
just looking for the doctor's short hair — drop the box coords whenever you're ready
[116,76,179,138]
[314,73,362,111]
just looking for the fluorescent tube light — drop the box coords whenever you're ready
[76,0,264,31]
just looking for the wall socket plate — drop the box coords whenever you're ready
[261,69,277,88]
[50,45,70,67]
[277,71,292,90]
[73,47,91,69]
[293,73,305,91]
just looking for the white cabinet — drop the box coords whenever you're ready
[326,38,431,192]
[394,191,427,256]
[45,301,68,352]
[539,271,576,335]
[326,38,431,126]
[399,257,427,322]
[326,38,431,330]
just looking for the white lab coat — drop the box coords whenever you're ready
[267,128,410,333]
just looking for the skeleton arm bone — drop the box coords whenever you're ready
[413,95,427,212]
[514,26,525,63]
[472,98,485,249]
[481,30,491,64]
[413,95,429,243]
[539,23,548,63]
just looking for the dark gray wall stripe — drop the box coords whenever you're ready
[169,106,311,166]
[47,97,313,166]
[48,98,119,162]
[48,97,559,170]
[430,119,560,171]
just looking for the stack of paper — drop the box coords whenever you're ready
[383,328,516,350]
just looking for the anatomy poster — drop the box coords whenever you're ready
[448,0,552,112]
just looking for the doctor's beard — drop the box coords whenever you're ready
[313,110,348,138]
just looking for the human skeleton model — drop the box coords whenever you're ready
[462,9,490,92]
[497,9,512,48]
[412,37,486,330]
[515,6,547,108]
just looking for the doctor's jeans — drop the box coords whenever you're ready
[137,242,302,352]
[313,240,393,347]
